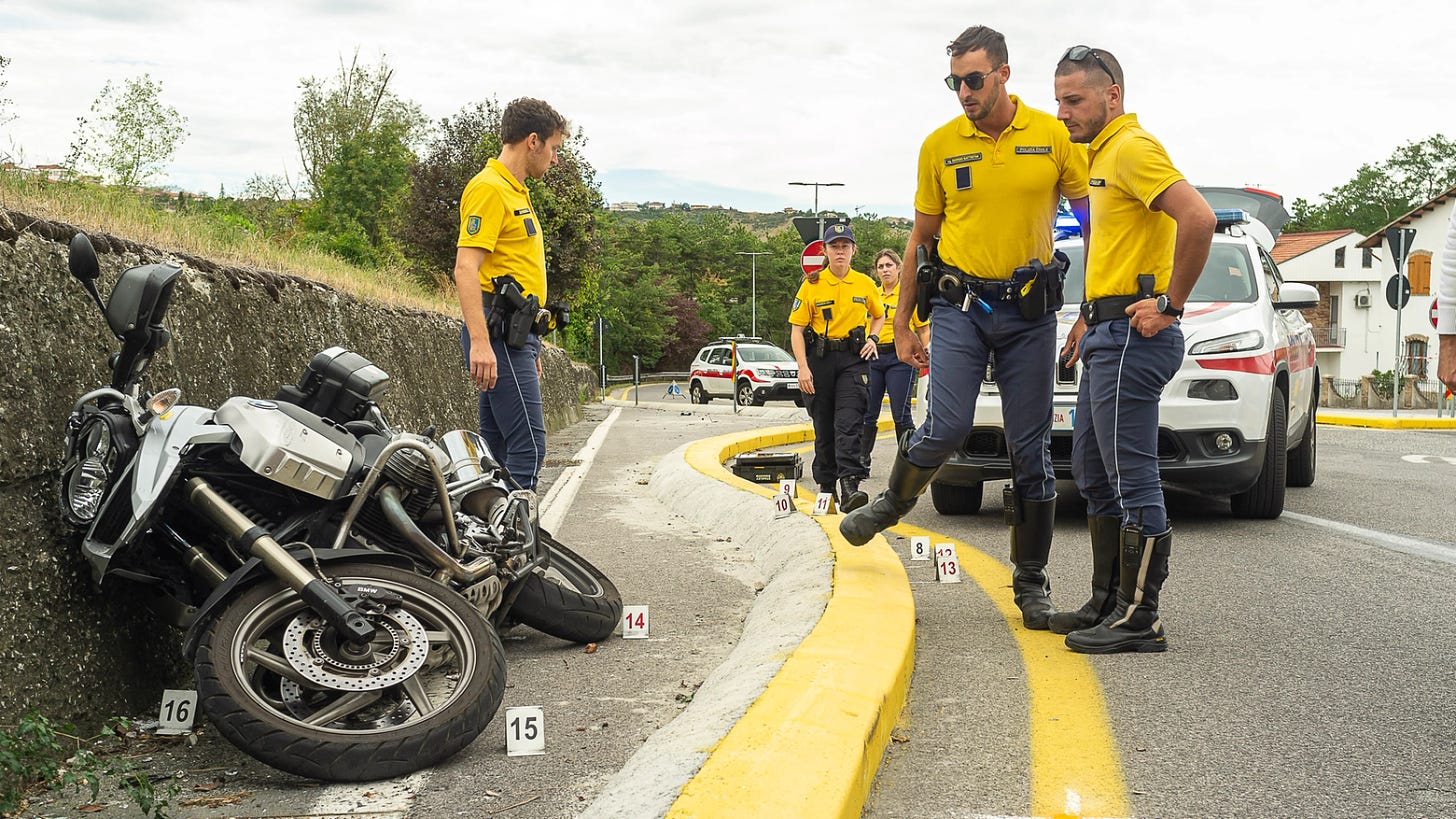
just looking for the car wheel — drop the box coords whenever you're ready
[1230,391,1287,519]
[690,381,711,404]
[737,380,764,407]
[1286,386,1317,488]
[930,480,982,515]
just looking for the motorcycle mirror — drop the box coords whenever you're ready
[68,232,107,315]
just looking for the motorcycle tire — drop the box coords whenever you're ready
[195,560,506,782]
[509,535,623,644]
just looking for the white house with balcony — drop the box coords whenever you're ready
[1271,229,1382,379]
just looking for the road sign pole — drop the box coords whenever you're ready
[1389,230,1410,417]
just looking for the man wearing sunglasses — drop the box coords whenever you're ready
[841,25,1088,634]
[1052,47,1216,653]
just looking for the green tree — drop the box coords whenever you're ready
[301,122,414,266]
[1286,134,1456,234]
[292,50,427,194]
[66,74,188,187]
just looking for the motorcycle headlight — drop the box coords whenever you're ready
[1189,330,1264,356]
[64,419,115,524]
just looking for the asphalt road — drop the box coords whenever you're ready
[864,422,1456,818]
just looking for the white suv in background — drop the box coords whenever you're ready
[688,338,801,406]
[931,188,1320,519]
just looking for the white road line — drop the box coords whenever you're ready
[308,408,619,815]
[1282,511,1456,565]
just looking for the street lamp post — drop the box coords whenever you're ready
[735,251,771,337]
[789,180,844,241]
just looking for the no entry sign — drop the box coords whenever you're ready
[800,240,825,276]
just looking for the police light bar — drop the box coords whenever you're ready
[1213,208,1251,230]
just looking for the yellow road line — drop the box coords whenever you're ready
[669,424,915,819]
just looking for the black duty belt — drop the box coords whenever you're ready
[876,342,898,355]
[821,336,858,352]
[1081,294,1155,325]
[937,266,1019,310]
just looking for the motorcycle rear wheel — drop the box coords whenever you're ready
[196,560,505,781]
[509,534,623,643]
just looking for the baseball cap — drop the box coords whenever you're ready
[823,221,855,244]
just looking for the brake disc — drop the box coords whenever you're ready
[280,607,429,692]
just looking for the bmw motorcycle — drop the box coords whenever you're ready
[57,232,621,781]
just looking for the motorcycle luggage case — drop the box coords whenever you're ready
[275,346,390,423]
[730,452,802,484]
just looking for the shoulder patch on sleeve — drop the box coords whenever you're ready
[466,215,481,235]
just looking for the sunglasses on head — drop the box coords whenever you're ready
[1060,45,1117,85]
[943,67,1000,92]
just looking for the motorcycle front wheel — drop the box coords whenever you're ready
[196,560,506,781]
[509,533,623,644]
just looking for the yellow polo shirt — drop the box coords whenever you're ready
[457,158,547,301]
[877,280,927,344]
[789,269,884,338]
[1083,113,1184,300]
[914,95,1088,280]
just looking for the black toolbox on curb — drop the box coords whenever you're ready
[731,452,803,484]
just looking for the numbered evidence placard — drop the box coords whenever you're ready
[505,705,546,756]
[622,604,649,639]
[812,492,835,516]
[935,542,962,583]
[773,490,794,519]
[909,535,931,561]
[157,689,198,735]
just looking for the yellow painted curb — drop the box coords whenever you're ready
[1317,410,1456,429]
[668,424,915,819]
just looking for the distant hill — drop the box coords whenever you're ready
[603,206,911,237]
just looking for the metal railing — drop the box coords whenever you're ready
[1314,325,1346,347]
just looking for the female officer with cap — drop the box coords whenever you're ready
[790,221,885,512]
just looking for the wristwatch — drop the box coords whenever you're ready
[867,334,881,344]
[1155,294,1184,318]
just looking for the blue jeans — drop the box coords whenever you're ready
[1071,318,1185,534]
[460,326,546,490]
[903,298,1057,501]
[864,347,915,428]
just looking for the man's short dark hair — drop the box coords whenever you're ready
[946,25,1008,66]
[501,98,568,145]
[1055,47,1125,93]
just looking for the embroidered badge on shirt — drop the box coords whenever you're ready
[524,217,538,236]
[1015,145,1052,154]
[513,207,532,216]
[1089,178,1106,187]
[793,298,802,311]
[852,295,867,305]
[954,165,973,191]
[943,152,983,166]
[466,215,481,235]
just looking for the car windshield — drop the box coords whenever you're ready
[735,346,793,363]
[1057,243,1257,304]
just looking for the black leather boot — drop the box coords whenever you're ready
[1007,493,1058,630]
[1048,515,1122,635]
[838,477,868,513]
[1065,527,1171,654]
[838,448,939,545]
[860,423,878,472]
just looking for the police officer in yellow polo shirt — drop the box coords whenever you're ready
[453,97,566,491]
[1053,47,1215,653]
[861,248,927,471]
[790,221,885,513]
[842,25,1088,634]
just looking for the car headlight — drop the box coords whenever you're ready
[1189,330,1264,356]
[63,419,115,524]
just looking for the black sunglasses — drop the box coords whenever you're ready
[944,68,1000,92]
[1060,45,1117,85]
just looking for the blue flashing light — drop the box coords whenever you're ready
[1053,206,1082,240]
[1213,208,1251,231]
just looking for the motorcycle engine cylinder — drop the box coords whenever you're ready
[381,434,449,493]
[440,430,506,519]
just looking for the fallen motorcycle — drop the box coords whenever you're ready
[57,232,621,781]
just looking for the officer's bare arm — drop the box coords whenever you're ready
[1152,180,1216,309]
[897,210,943,367]
[454,246,498,389]
[790,323,814,395]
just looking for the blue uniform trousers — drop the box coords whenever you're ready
[1071,318,1184,535]
[863,346,915,428]
[460,326,546,491]
[904,298,1057,501]
[804,348,869,488]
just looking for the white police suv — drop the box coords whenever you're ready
[688,337,802,406]
[931,188,1319,519]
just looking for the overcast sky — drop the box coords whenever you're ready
[2,0,1452,219]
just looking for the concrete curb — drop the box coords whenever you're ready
[1317,410,1456,430]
